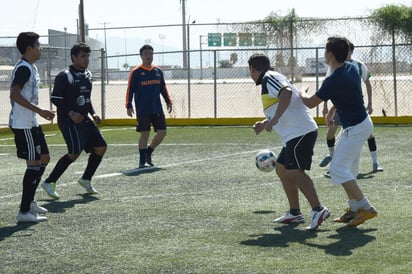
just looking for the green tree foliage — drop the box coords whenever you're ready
[370,4,412,42]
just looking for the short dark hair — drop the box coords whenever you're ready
[70,43,91,62]
[139,44,154,55]
[248,53,271,72]
[16,32,40,55]
[349,41,354,52]
[325,36,350,63]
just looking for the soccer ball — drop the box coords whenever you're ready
[255,149,277,172]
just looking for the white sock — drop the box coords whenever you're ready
[348,199,358,212]
[329,147,335,158]
[370,151,378,164]
[357,198,372,210]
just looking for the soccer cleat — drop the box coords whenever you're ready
[333,208,356,223]
[305,207,330,230]
[273,211,305,224]
[347,207,377,227]
[30,200,48,214]
[41,182,60,199]
[373,163,384,172]
[319,156,332,167]
[16,211,48,223]
[78,178,98,194]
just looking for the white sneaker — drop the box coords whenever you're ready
[30,200,48,214]
[16,211,48,223]
[306,207,330,230]
[41,181,60,199]
[273,211,305,223]
[78,178,98,194]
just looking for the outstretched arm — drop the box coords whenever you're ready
[299,89,323,109]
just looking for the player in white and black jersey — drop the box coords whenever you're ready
[9,32,55,223]
[41,43,107,199]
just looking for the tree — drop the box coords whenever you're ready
[229,9,325,81]
[230,53,238,65]
[370,4,412,42]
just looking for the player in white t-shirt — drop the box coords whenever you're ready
[319,42,383,172]
[248,53,329,230]
[9,32,55,223]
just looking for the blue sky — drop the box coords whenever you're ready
[1,0,410,39]
[0,0,410,67]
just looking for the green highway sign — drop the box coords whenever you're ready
[254,33,267,46]
[208,33,222,47]
[223,33,237,46]
[239,33,253,47]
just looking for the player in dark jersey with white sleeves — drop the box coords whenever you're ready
[10,32,55,222]
[41,43,107,199]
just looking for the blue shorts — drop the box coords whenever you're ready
[11,126,49,160]
[136,113,167,132]
[276,130,317,170]
[60,120,107,154]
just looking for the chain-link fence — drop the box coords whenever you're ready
[1,17,411,125]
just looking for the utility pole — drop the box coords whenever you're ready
[78,0,85,42]
[181,0,187,68]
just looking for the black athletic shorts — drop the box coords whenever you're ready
[59,120,107,154]
[136,113,167,132]
[11,126,49,160]
[276,130,317,170]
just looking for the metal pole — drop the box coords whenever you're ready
[78,0,85,43]
[199,35,203,80]
[100,48,106,119]
[213,50,217,118]
[103,22,109,84]
[187,23,191,118]
[64,27,67,67]
[181,0,187,68]
[391,30,398,116]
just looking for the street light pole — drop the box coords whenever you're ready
[159,34,165,66]
[64,27,67,67]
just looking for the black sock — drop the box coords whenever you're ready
[139,149,147,164]
[290,208,301,216]
[327,137,335,148]
[368,137,377,152]
[45,154,73,183]
[147,146,154,155]
[20,166,41,213]
[82,153,103,180]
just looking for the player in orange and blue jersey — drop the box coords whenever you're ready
[126,44,173,168]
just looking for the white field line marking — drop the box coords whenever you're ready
[0,147,279,201]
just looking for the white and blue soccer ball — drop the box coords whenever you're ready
[255,149,277,172]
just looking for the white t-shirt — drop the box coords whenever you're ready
[9,59,40,128]
[261,70,318,146]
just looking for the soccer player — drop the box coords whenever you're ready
[319,42,383,173]
[125,44,173,168]
[10,32,55,222]
[41,43,107,199]
[300,36,377,226]
[248,53,329,230]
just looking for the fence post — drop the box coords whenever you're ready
[100,48,106,120]
[213,50,217,118]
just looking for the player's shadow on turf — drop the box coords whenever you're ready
[240,224,318,248]
[303,226,377,256]
[40,195,99,213]
[253,210,276,214]
[122,167,162,176]
[356,172,376,180]
[0,223,37,242]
